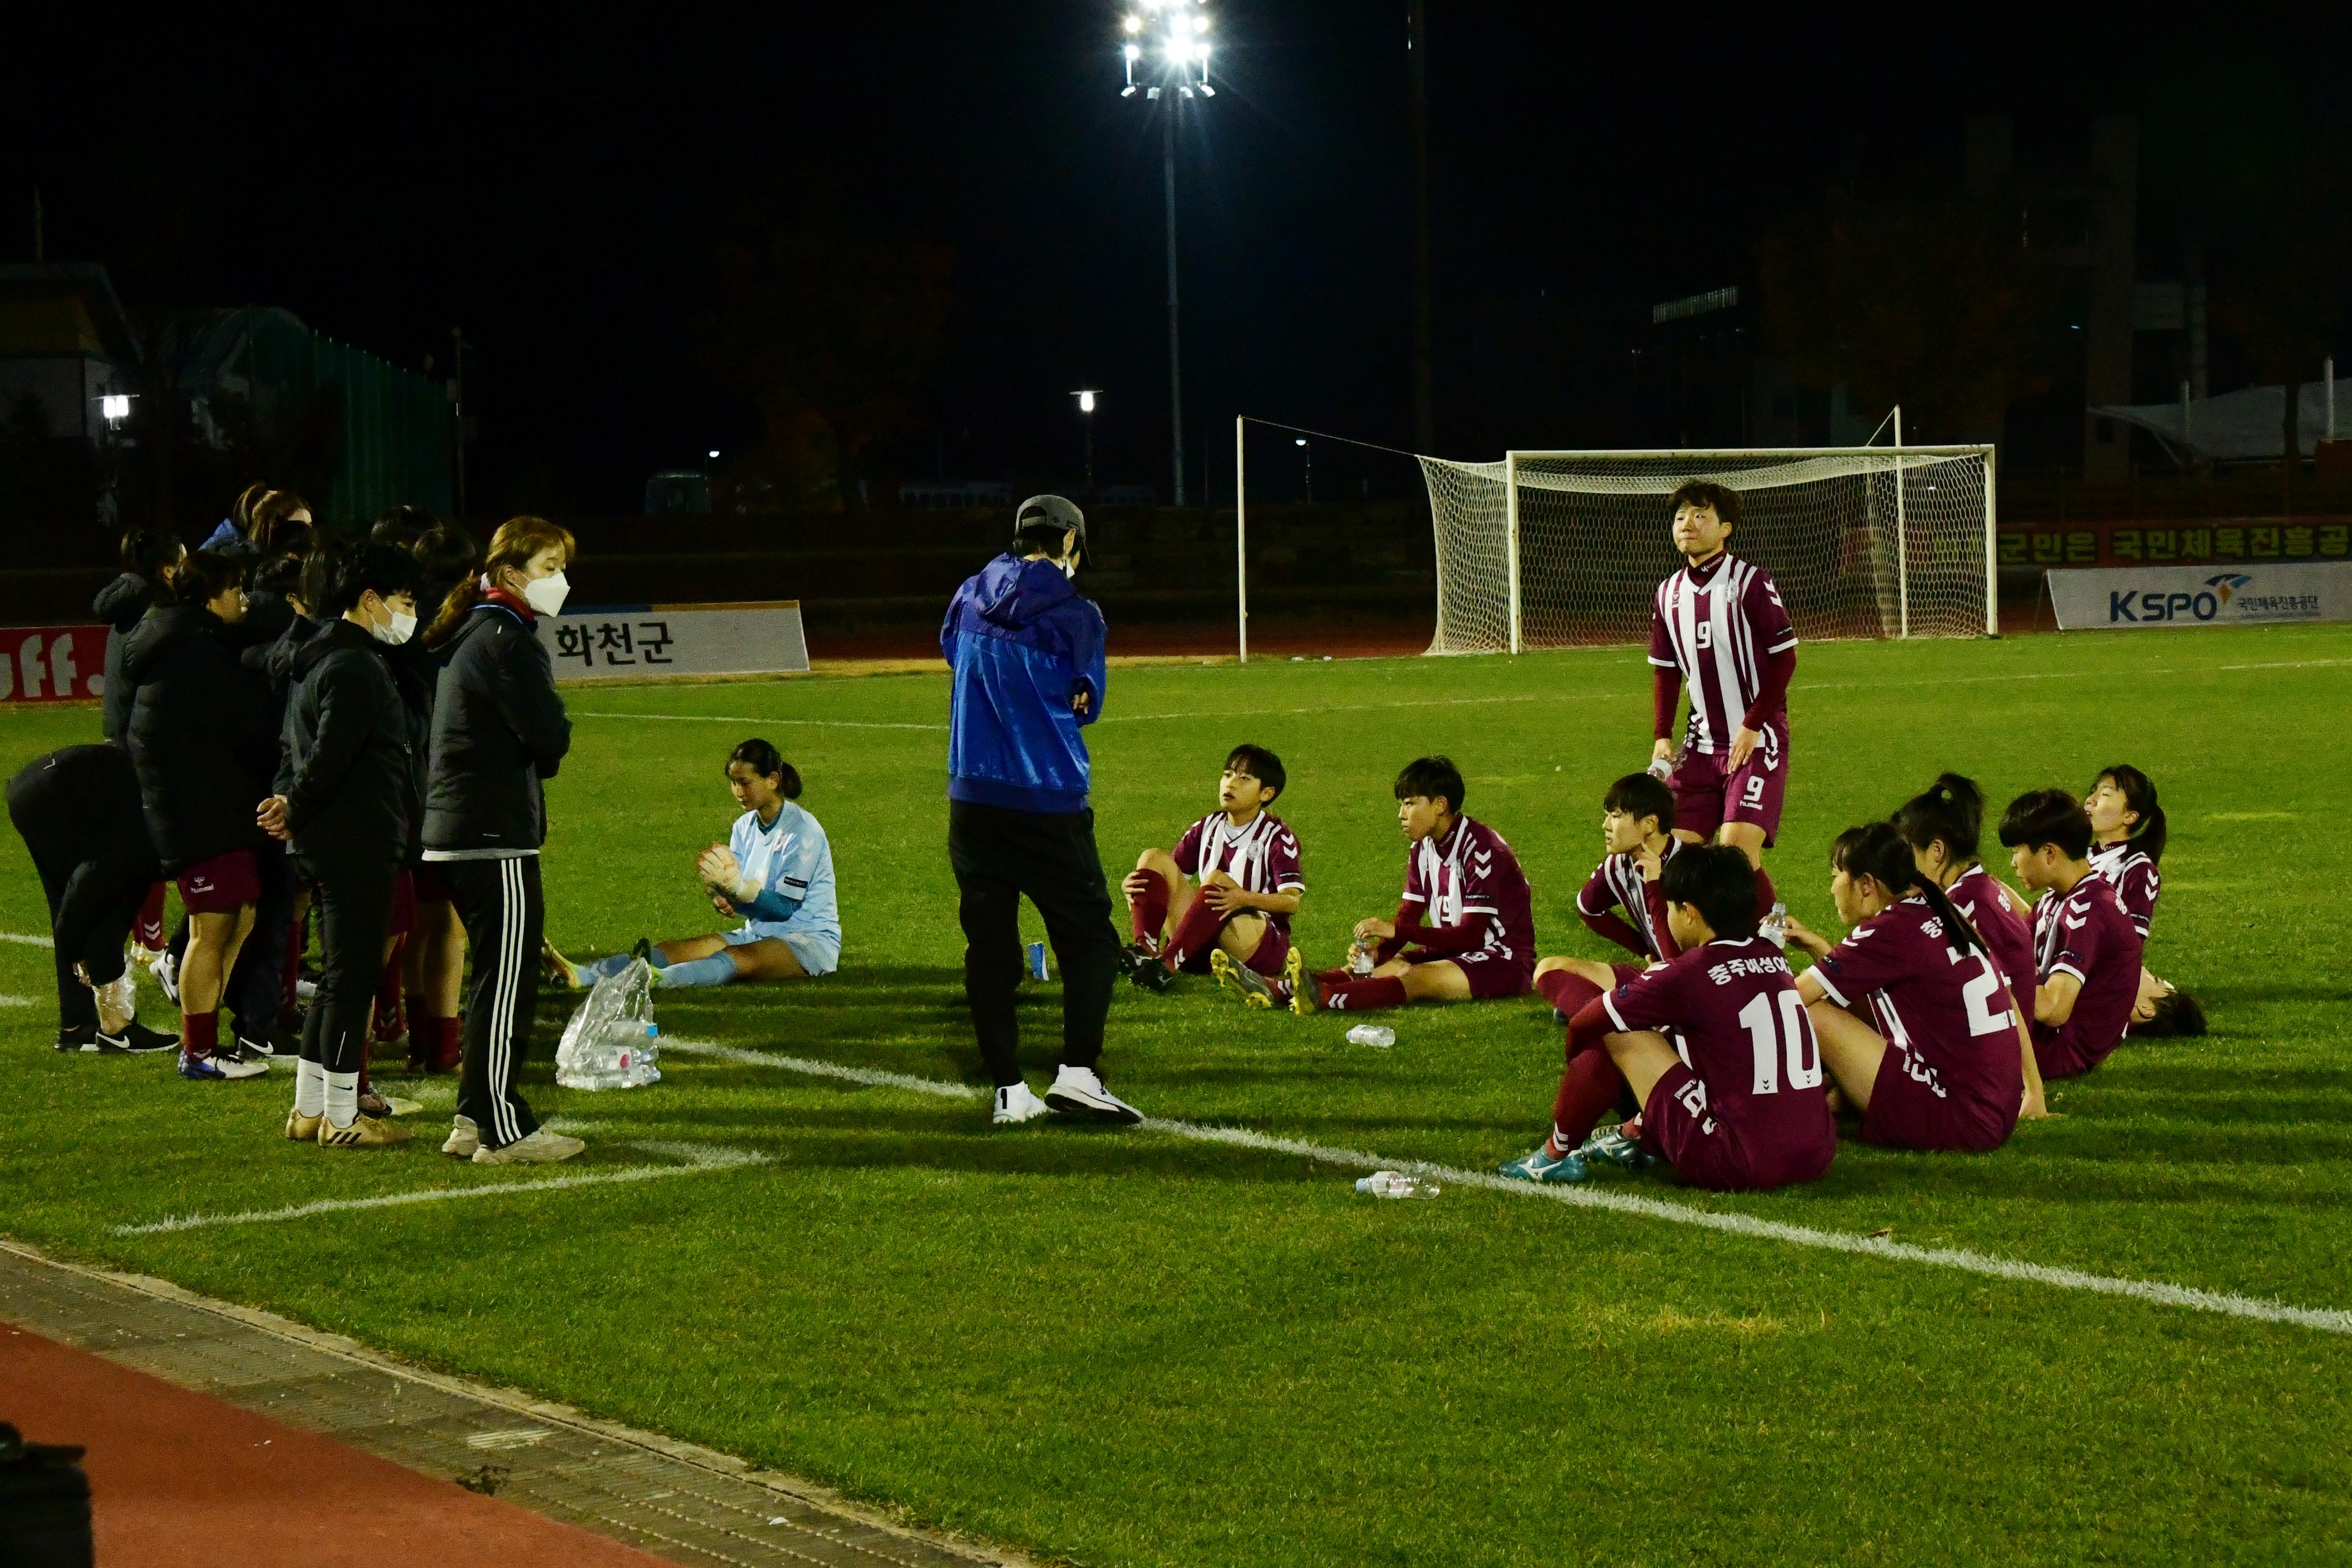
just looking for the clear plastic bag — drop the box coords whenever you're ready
[554,958,661,1089]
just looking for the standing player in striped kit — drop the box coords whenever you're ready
[1123,745,1306,1007]
[1647,481,1794,917]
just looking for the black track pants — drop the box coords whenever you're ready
[947,800,1123,1088]
[294,850,400,1075]
[444,856,544,1149]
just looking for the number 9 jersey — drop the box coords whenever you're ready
[1601,936,1835,1192]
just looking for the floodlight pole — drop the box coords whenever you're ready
[1164,106,1186,507]
[1236,416,1248,663]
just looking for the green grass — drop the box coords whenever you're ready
[3,625,2349,1566]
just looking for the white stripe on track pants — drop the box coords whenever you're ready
[445,855,545,1149]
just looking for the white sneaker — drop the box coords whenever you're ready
[441,1115,480,1158]
[472,1127,585,1165]
[992,1082,1051,1125]
[1044,1064,1143,1124]
[150,948,180,1005]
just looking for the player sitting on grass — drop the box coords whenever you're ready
[1121,744,1306,1008]
[1501,844,1832,1191]
[1309,755,1532,1013]
[545,738,839,989]
[1535,771,1682,998]
[1782,822,2045,1149]
[2083,764,2203,1037]
[1998,787,2143,1081]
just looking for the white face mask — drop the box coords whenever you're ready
[370,607,418,646]
[523,570,570,617]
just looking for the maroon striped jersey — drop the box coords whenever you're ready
[1577,836,1685,960]
[1173,810,1304,933]
[1648,553,1798,755]
[1402,816,1532,965]
[2087,840,2161,939]
[2028,873,2145,1078]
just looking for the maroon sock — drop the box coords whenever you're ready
[1534,970,1604,1015]
[430,1017,463,1073]
[1549,1045,1628,1154]
[1162,893,1228,972]
[136,882,168,952]
[1129,870,1170,951]
[1754,863,1779,916]
[182,1010,218,1057]
[1314,966,1353,989]
[1321,975,1407,1011]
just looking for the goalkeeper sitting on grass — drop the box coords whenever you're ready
[545,738,840,989]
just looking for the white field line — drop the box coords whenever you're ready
[564,655,2352,735]
[112,1142,769,1236]
[0,931,55,947]
[0,994,34,1007]
[659,1037,2352,1339]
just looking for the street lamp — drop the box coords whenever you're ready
[1295,437,1312,504]
[1119,0,1214,507]
[1073,391,1100,495]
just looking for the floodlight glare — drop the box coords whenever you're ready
[1123,14,1142,31]
[1124,42,1140,60]
[707,449,720,459]
[100,394,132,421]
[1194,13,1208,30]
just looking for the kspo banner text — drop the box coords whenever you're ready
[0,626,109,703]
[2045,563,2352,631]
[540,601,812,681]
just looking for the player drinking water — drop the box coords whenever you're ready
[1784,822,2044,1149]
[1999,788,2144,1081]
[2083,764,2202,1035]
[1122,744,1306,1008]
[546,739,839,988]
[1309,756,1533,1014]
[1647,479,1794,916]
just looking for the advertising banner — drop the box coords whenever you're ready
[2045,562,2352,630]
[2000,518,2352,571]
[0,625,109,704]
[541,601,811,681]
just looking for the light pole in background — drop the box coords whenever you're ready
[1120,1,1214,508]
[1073,390,1100,495]
[1296,436,1312,504]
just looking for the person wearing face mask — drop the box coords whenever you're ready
[122,550,276,1081]
[420,516,580,1165]
[258,545,427,1147]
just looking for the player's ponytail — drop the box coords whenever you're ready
[1892,771,1984,863]
[1834,821,1983,958]
[2096,765,2166,864]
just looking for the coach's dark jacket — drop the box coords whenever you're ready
[121,604,275,874]
[5,744,159,980]
[92,572,153,746]
[423,599,571,855]
[278,618,416,862]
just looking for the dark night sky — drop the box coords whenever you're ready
[5,6,2338,514]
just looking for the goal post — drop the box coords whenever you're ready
[1419,444,1998,653]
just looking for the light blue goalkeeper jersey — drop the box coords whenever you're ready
[729,800,840,946]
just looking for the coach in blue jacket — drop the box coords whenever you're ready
[942,495,1140,1127]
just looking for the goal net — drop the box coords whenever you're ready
[1418,447,1995,653]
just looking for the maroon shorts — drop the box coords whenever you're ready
[387,869,417,937]
[1669,743,1787,847]
[411,863,453,904]
[176,849,259,914]
[1859,1046,2014,1153]
[1176,919,1291,978]
[1611,962,1645,988]
[1641,1063,1834,1192]
[1406,947,1533,1001]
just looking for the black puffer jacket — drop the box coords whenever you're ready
[93,573,153,746]
[121,604,275,873]
[424,601,571,854]
[279,618,415,861]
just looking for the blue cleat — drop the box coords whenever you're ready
[1578,1123,1658,1171]
[1497,1148,1590,1184]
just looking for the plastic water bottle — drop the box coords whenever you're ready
[1027,941,1050,980]
[1646,756,1675,781]
[1346,942,1376,977]
[1346,1024,1396,1049]
[1354,1170,1437,1199]
[1760,902,1790,950]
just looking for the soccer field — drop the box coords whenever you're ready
[3,624,2349,1566]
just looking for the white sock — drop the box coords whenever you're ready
[294,1058,327,1118]
[324,1070,359,1130]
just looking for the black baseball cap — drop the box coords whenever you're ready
[1014,494,1087,563]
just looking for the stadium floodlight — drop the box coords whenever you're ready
[707,449,720,459]
[1117,0,1212,507]
[1073,391,1101,493]
[99,393,132,422]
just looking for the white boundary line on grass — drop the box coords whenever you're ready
[658,1037,2352,1339]
[112,1141,769,1236]
[0,931,55,947]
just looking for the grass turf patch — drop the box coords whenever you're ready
[1,625,2348,1565]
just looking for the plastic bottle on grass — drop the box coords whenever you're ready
[1355,1170,1437,1199]
[555,958,662,1089]
[1346,1024,1396,1049]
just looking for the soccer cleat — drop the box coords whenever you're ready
[992,1083,1051,1125]
[540,939,582,989]
[357,1089,395,1119]
[1044,1064,1143,1124]
[149,948,180,1005]
[234,1033,275,1058]
[318,1114,413,1149]
[180,1049,266,1082]
[473,1128,585,1165]
[631,938,656,967]
[120,1020,177,1053]
[441,1115,480,1158]
[55,1023,117,1054]
[1126,949,1173,993]
[1211,949,1276,1008]
[1497,1148,1590,1184]
[294,977,318,1002]
[1284,947,1308,1014]
[1577,1122,1657,1172]
[215,1039,272,1071]
[285,1107,323,1142]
